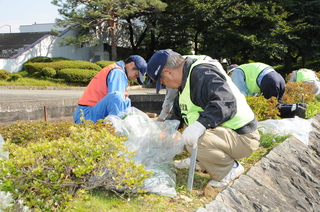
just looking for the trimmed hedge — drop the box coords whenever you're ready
[25,56,53,63]
[7,73,22,82]
[41,67,57,78]
[24,61,101,74]
[58,68,98,83]
[95,60,115,68]
[51,57,70,62]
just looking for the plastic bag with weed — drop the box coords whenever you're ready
[258,116,313,146]
[105,107,184,196]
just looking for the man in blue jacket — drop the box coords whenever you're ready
[74,55,147,123]
[146,49,260,188]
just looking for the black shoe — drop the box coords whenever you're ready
[294,104,307,118]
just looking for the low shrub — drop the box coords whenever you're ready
[42,67,57,78]
[305,99,320,118]
[246,79,319,120]
[95,60,115,68]
[0,69,10,80]
[282,81,314,104]
[0,121,152,211]
[58,68,97,83]
[246,96,280,121]
[7,73,22,82]
[51,57,70,62]
[25,56,53,63]
[0,121,75,144]
[24,61,101,75]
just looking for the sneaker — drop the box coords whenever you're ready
[294,103,307,118]
[208,161,244,188]
[174,157,202,171]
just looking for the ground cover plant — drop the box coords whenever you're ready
[0,120,293,212]
[0,121,151,211]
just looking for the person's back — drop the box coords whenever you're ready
[290,68,319,83]
[230,62,273,96]
[227,62,306,118]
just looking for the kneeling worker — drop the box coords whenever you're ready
[74,55,147,123]
[147,49,260,188]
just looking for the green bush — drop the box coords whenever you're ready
[246,96,280,121]
[7,73,22,82]
[51,57,70,62]
[0,121,151,211]
[58,68,97,83]
[305,99,320,118]
[282,81,314,104]
[25,56,53,63]
[95,60,115,68]
[41,67,57,78]
[24,61,101,75]
[0,120,75,144]
[0,69,10,80]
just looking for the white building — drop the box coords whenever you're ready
[19,23,66,33]
[0,22,138,73]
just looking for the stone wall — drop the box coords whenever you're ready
[197,113,320,212]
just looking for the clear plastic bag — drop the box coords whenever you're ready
[258,116,313,146]
[105,107,184,196]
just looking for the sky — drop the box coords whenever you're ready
[0,0,61,33]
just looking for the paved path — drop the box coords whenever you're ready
[0,86,165,102]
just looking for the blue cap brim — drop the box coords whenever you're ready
[138,71,144,85]
[156,78,162,94]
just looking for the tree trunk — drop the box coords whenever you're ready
[283,52,293,76]
[147,22,157,60]
[194,31,199,55]
[109,19,117,61]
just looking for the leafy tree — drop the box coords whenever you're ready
[51,0,167,60]
[196,0,290,65]
[140,0,196,59]
[274,0,320,75]
[199,0,320,74]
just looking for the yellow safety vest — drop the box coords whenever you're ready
[179,60,254,130]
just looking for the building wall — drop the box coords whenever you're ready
[19,23,66,33]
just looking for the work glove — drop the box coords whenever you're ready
[182,121,206,149]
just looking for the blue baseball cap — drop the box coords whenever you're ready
[146,49,173,93]
[226,64,238,74]
[129,55,147,84]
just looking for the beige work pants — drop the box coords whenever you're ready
[185,126,260,181]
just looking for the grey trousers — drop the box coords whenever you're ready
[185,126,260,181]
